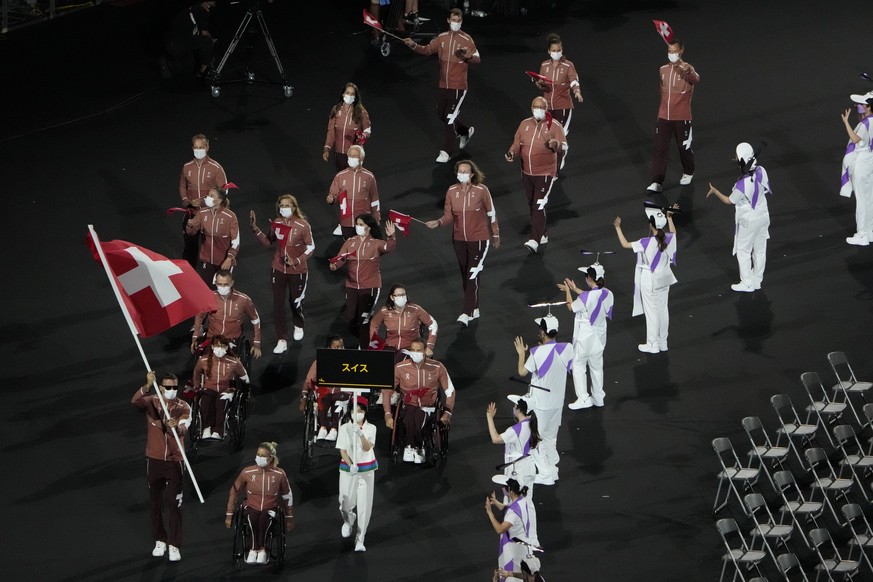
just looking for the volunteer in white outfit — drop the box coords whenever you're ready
[486,397,539,506]
[336,397,378,553]
[839,91,873,246]
[614,206,677,353]
[706,143,772,292]
[512,315,573,484]
[557,263,614,409]
[485,477,538,582]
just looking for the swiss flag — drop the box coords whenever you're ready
[652,20,674,44]
[368,333,386,351]
[363,9,382,31]
[329,249,357,264]
[389,209,412,237]
[337,189,351,219]
[271,219,293,241]
[525,71,553,85]
[89,234,217,338]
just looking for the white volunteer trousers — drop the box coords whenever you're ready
[532,406,562,479]
[571,349,604,402]
[339,470,374,542]
[640,270,670,349]
[735,216,769,287]
[853,157,873,237]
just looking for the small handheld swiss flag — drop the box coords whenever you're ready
[652,20,674,44]
[389,210,412,237]
[337,190,351,219]
[363,9,382,31]
[525,71,553,85]
[329,249,357,264]
[368,333,386,351]
[271,220,293,241]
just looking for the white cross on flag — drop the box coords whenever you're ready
[652,20,674,45]
[89,234,217,337]
[338,189,351,219]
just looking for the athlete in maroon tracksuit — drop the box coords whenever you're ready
[327,145,380,239]
[402,9,480,162]
[251,194,314,353]
[427,159,499,326]
[323,82,371,172]
[192,269,262,358]
[535,33,583,172]
[330,214,397,347]
[179,133,227,266]
[185,185,239,287]
[132,371,191,561]
[506,97,567,254]
[192,335,249,440]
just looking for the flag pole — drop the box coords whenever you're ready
[88,225,206,504]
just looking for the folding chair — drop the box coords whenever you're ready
[809,527,860,581]
[771,394,820,469]
[773,470,824,549]
[714,437,761,516]
[801,372,849,444]
[743,416,790,493]
[745,493,794,569]
[861,404,873,442]
[776,553,810,581]
[832,425,873,502]
[717,517,768,582]
[804,447,853,524]
[828,351,872,403]
[841,503,873,576]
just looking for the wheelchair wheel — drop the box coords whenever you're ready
[231,506,250,570]
[389,402,404,464]
[299,398,316,473]
[237,336,253,373]
[267,512,287,573]
[189,393,203,455]
[227,390,248,452]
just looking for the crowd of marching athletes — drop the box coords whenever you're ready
[132,7,873,578]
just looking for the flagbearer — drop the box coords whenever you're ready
[179,133,228,267]
[132,370,191,563]
[369,283,438,363]
[192,269,262,359]
[251,194,314,353]
[426,159,500,326]
[327,145,380,240]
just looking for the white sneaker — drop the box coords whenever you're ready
[568,397,593,410]
[457,313,470,326]
[316,427,328,440]
[403,446,415,462]
[592,397,604,407]
[256,549,267,564]
[413,449,424,464]
[209,429,222,440]
[245,549,258,563]
[355,540,367,552]
[679,173,693,185]
[638,343,660,354]
[293,326,304,341]
[847,234,870,246]
[459,126,474,150]
[332,224,343,236]
[326,428,338,441]
[341,513,355,538]
[168,545,181,562]
[435,150,450,163]
[658,343,668,352]
[470,308,480,320]
[375,393,383,405]
[524,239,539,253]
[647,182,663,192]
[539,235,549,244]
[273,339,288,354]
[731,282,755,293]
[202,428,213,440]
[152,541,167,557]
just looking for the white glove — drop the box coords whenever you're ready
[536,197,549,211]
[353,425,362,436]
[267,510,277,518]
[220,392,235,401]
[349,464,359,474]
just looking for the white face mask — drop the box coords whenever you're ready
[213,347,227,358]
[343,94,355,105]
[354,412,366,422]
[667,52,680,63]
[532,108,546,121]
[449,21,461,32]
[255,456,269,467]
[193,148,206,160]
[216,285,231,297]
[457,172,470,183]
[163,389,177,400]
[355,224,367,236]
[204,196,216,208]
[348,157,360,168]
[409,351,424,364]
[279,207,293,218]
[393,295,407,308]
[549,51,562,61]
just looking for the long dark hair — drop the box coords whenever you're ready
[357,213,383,240]
[385,282,406,309]
[648,217,668,252]
[516,399,541,450]
[330,82,365,125]
[505,477,530,498]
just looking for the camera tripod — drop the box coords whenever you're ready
[209,0,293,98]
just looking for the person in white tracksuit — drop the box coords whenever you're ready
[557,263,614,410]
[706,142,772,292]
[614,206,677,354]
[840,90,873,246]
[336,397,378,553]
[512,315,573,483]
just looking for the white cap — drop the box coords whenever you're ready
[534,314,559,334]
[491,474,510,486]
[851,91,873,104]
[645,207,667,229]
[578,263,605,280]
[507,394,532,409]
[736,142,754,163]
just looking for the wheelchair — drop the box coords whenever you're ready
[188,382,250,454]
[230,503,286,573]
[389,396,449,467]
[299,388,351,473]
